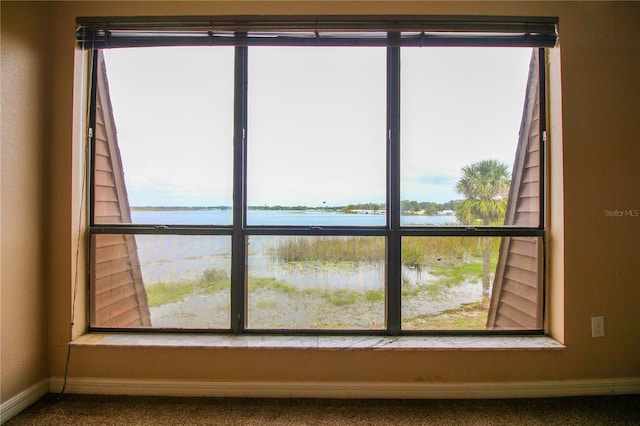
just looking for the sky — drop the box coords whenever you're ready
[103,45,532,207]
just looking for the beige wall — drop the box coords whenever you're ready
[1,2,50,403]
[2,1,639,402]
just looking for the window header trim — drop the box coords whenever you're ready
[76,15,558,49]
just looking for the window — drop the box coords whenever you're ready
[81,16,556,334]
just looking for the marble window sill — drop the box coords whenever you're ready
[72,333,565,351]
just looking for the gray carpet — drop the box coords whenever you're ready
[6,393,640,425]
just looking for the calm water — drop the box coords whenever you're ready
[130,210,481,326]
[130,209,458,226]
[131,210,459,290]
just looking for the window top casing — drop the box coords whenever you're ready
[76,15,558,49]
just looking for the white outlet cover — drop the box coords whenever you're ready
[591,316,605,337]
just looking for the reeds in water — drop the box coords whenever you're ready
[271,236,500,271]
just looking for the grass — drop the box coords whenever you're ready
[403,302,488,330]
[256,299,278,309]
[146,282,197,307]
[147,272,375,309]
[431,260,484,286]
[147,270,488,330]
[249,277,363,307]
[146,236,498,329]
[249,277,298,294]
[249,277,384,308]
[247,277,487,329]
[271,236,384,264]
[145,268,229,307]
[402,282,447,299]
[320,289,358,306]
[365,289,384,303]
[402,236,500,271]
[271,236,500,272]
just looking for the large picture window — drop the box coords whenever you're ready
[81,16,556,334]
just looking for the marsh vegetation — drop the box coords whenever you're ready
[146,235,499,330]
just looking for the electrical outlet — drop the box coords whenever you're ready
[591,316,605,337]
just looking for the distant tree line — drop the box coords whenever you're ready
[399,200,463,215]
[337,201,469,215]
[131,200,472,215]
[249,205,342,211]
[340,203,386,213]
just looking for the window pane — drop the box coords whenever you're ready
[94,47,234,225]
[247,47,387,226]
[401,236,542,330]
[400,48,540,227]
[91,234,231,329]
[247,236,386,330]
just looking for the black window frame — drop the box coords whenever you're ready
[81,16,556,335]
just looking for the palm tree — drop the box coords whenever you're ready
[455,159,511,307]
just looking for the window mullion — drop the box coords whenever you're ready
[88,49,99,227]
[538,47,547,230]
[387,35,402,335]
[231,41,248,333]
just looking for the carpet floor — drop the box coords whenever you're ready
[6,393,640,425]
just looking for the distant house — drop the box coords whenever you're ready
[351,209,386,215]
[487,51,543,330]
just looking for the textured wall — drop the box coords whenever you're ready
[0,1,50,403]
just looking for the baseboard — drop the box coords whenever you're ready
[0,379,49,424]
[4,377,637,422]
[48,376,640,399]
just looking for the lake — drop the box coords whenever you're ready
[127,210,482,327]
[131,209,461,289]
[130,209,459,227]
